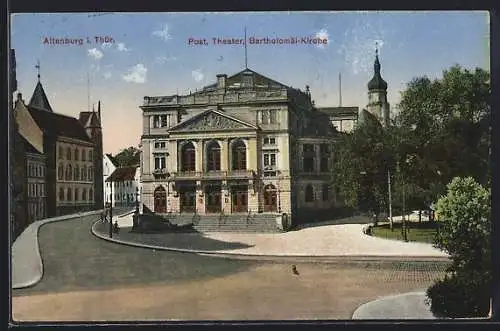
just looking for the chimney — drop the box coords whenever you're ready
[216,74,227,89]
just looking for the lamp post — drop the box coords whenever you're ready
[135,186,139,214]
[277,170,282,213]
[388,169,393,231]
[109,176,113,238]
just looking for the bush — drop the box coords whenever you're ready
[426,272,491,318]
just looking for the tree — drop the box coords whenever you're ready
[113,146,141,167]
[332,114,391,219]
[426,177,491,317]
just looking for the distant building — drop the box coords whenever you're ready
[22,136,47,223]
[106,166,140,207]
[13,75,104,216]
[317,107,359,133]
[103,153,118,207]
[139,68,345,228]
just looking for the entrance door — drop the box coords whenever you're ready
[180,186,196,213]
[154,186,167,213]
[205,185,222,213]
[263,184,277,212]
[231,185,248,213]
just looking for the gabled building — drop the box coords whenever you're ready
[13,75,104,216]
[140,67,346,227]
[106,166,140,207]
[103,153,118,207]
[22,135,47,223]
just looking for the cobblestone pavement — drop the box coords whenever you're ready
[12,213,450,321]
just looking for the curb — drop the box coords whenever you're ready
[90,220,452,263]
[12,209,110,289]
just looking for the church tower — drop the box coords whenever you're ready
[80,102,104,209]
[366,48,390,127]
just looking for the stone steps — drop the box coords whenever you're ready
[164,213,281,232]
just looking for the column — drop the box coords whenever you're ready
[247,137,258,171]
[221,139,229,171]
[196,140,203,172]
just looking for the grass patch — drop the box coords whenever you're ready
[371,221,439,244]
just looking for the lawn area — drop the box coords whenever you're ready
[371,221,439,244]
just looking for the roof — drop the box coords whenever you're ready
[79,111,101,128]
[106,166,138,182]
[303,111,339,137]
[105,153,118,166]
[20,135,43,155]
[28,81,54,112]
[317,107,359,117]
[200,68,288,91]
[28,106,92,142]
[368,54,387,91]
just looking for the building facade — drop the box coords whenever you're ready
[103,153,118,207]
[317,107,359,133]
[24,137,47,223]
[140,68,342,226]
[106,166,140,207]
[13,77,104,217]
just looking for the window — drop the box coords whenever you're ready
[88,150,93,162]
[206,141,221,171]
[303,144,315,172]
[154,141,166,149]
[68,165,73,180]
[305,184,314,202]
[82,149,86,161]
[232,140,247,170]
[322,184,329,201]
[263,153,276,169]
[67,188,72,201]
[67,147,71,160]
[263,137,276,146]
[74,148,79,161]
[161,115,170,127]
[81,166,86,181]
[59,147,63,159]
[82,188,87,201]
[88,167,93,181]
[74,188,79,201]
[58,164,64,180]
[59,188,65,201]
[89,188,93,201]
[261,110,278,124]
[154,156,166,170]
[153,115,161,128]
[180,142,196,171]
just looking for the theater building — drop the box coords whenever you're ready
[139,68,346,227]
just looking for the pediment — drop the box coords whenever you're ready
[169,110,257,132]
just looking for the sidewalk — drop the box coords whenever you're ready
[94,214,449,258]
[12,209,132,289]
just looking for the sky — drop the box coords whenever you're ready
[11,11,489,155]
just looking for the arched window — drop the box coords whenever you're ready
[74,188,79,201]
[88,166,93,181]
[82,188,87,201]
[154,186,167,213]
[88,150,93,161]
[74,165,79,181]
[74,148,79,161]
[206,140,221,171]
[81,166,86,181]
[231,140,247,170]
[263,184,277,212]
[59,146,64,159]
[81,149,86,161]
[89,188,93,201]
[180,142,196,171]
[59,188,65,201]
[67,147,71,160]
[305,184,314,202]
[67,188,72,201]
[58,164,64,180]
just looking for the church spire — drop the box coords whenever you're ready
[374,45,381,75]
[29,60,54,112]
[367,44,387,91]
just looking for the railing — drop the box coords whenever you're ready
[143,90,288,106]
[171,170,255,180]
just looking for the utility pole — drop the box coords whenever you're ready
[388,169,393,231]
